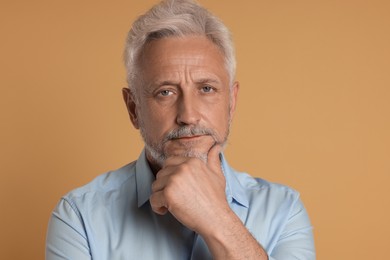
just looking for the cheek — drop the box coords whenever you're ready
[206,106,230,130]
[140,105,175,136]
[139,102,162,123]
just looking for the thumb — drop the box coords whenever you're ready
[207,143,222,173]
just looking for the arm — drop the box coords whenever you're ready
[269,197,315,260]
[46,199,91,260]
[201,206,269,259]
[150,145,268,259]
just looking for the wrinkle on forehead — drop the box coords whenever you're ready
[139,36,228,89]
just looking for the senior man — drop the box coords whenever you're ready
[46,0,315,259]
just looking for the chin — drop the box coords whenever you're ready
[167,137,213,152]
[169,147,207,158]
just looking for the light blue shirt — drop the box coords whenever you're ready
[46,150,315,259]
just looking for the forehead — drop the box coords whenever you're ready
[139,36,229,83]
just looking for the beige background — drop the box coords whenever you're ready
[1,0,389,259]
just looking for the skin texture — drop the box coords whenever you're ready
[123,36,268,259]
[124,36,237,170]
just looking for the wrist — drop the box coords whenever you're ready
[198,208,269,260]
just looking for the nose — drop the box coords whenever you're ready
[176,95,201,126]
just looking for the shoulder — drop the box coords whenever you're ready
[48,161,139,241]
[234,171,301,206]
[221,155,300,205]
[61,161,137,210]
[232,173,315,258]
[230,171,313,245]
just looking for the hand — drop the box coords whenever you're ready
[150,144,269,259]
[149,144,230,235]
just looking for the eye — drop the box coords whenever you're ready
[159,90,173,96]
[201,85,214,93]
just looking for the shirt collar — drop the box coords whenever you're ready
[220,153,249,208]
[135,149,155,208]
[135,149,249,208]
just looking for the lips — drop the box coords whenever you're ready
[176,135,202,139]
[169,135,208,143]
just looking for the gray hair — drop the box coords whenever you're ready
[123,0,236,98]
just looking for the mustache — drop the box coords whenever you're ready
[163,126,218,143]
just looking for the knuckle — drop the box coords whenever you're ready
[163,187,178,208]
[168,173,181,186]
[163,185,174,200]
[149,194,156,206]
[151,181,157,192]
[177,163,190,172]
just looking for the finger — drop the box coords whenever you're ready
[155,164,177,180]
[149,190,168,215]
[151,173,171,192]
[162,156,188,168]
[207,143,222,173]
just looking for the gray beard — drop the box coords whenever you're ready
[139,124,229,168]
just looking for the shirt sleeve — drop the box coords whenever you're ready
[46,198,92,260]
[268,196,316,260]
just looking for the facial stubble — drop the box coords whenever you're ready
[138,104,233,169]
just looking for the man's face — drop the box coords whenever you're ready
[124,36,238,169]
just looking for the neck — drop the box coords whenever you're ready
[145,152,162,176]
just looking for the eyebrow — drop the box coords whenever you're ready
[154,78,221,86]
[194,78,221,85]
[155,80,180,87]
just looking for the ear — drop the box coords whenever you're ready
[229,81,239,118]
[122,88,140,129]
